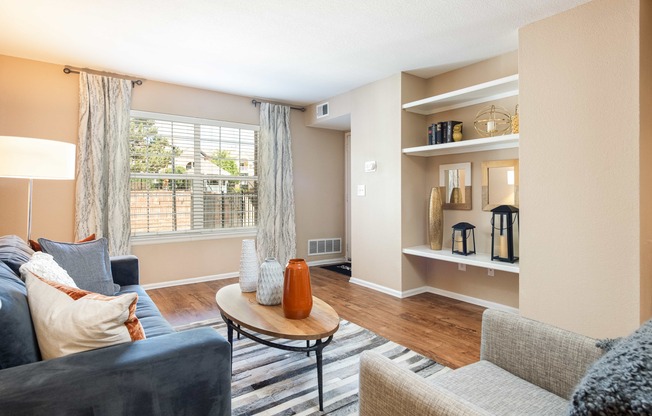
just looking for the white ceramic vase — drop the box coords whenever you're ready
[256,257,284,305]
[239,239,258,292]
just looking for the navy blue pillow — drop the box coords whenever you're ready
[38,237,118,295]
[0,235,34,275]
[0,260,41,368]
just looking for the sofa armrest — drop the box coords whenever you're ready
[480,309,603,399]
[110,255,139,286]
[0,327,231,416]
[359,351,491,416]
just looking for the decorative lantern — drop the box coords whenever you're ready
[490,205,519,263]
[473,105,511,137]
[451,222,476,256]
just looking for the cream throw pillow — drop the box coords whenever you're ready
[25,273,145,360]
[19,252,78,287]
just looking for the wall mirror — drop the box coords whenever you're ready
[439,162,472,210]
[481,159,519,211]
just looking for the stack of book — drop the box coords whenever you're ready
[427,121,462,145]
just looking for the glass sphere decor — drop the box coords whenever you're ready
[474,105,512,137]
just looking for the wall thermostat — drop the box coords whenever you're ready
[364,161,377,172]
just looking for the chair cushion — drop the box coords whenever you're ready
[568,318,652,415]
[25,273,145,360]
[0,261,41,368]
[117,285,175,338]
[0,235,34,275]
[39,237,118,295]
[430,360,568,415]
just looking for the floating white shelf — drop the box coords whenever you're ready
[402,74,519,115]
[403,134,519,157]
[402,245,519,274]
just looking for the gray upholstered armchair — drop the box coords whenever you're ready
[359,309,604,415]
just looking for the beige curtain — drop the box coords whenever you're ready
[256,103,296,267]
[75,72,132,255]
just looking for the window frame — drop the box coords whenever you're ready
[129,110,260,243]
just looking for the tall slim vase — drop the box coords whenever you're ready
[282,259,313,319]
[429,187,443,250]
[239,239,258,292]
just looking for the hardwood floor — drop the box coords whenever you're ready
[147,267,485,369]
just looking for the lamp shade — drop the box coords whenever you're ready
[0,136,75,180]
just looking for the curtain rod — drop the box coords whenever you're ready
[63,66,144,86]
[251,99,305,112]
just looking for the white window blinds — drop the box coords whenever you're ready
[129,111,258,237]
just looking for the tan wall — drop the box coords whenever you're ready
[424,51,518,97]
[640,0,652,322]
[350,74,404,291]
[0,56,78,242]
[519,0,644,337]
[0,54,345,285]
[305,90,352,129]
[400,73,429,291]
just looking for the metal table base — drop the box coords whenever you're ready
[221,313,333,411]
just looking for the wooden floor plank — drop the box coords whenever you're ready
[147,267,484,368]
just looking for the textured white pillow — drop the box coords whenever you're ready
[19,252,78,287]
[25,273,145,360]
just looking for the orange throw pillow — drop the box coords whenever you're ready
[29,234,96,252]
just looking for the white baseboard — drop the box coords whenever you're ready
[423,287,519,314]
[349,278,518,314]
[142,257,347,290]
[307,257,348,267]
[349,278,404,298]
[142,272,238,290]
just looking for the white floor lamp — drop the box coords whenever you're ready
[0,136,76,241]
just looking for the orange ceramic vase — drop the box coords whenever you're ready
[282,259,313,319]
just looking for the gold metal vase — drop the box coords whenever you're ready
[450,187,461,204]
[428,187,443,250]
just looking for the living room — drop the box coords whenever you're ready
[1,0,651,414]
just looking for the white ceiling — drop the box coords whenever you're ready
[0,0,590,106]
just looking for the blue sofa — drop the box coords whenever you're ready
[0,249,231,415]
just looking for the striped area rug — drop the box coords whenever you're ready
[175,319,450,415]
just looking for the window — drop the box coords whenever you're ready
[129,111,258,238]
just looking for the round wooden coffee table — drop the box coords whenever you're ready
[215,284,339,411]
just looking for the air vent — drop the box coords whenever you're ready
[316,102,329,118]
[308,238,341,255]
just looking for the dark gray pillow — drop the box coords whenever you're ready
[0,235,34,275]
[38,237,119,295]
[568,319,652,415]
[0,260,41,368]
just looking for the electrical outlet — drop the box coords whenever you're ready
[458,263,466,271]
[356,185,366,196]
[487,268,495,277]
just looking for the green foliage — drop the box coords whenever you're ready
[160,166,189,190]
[210,150,240,176]
[130,118,181,173]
